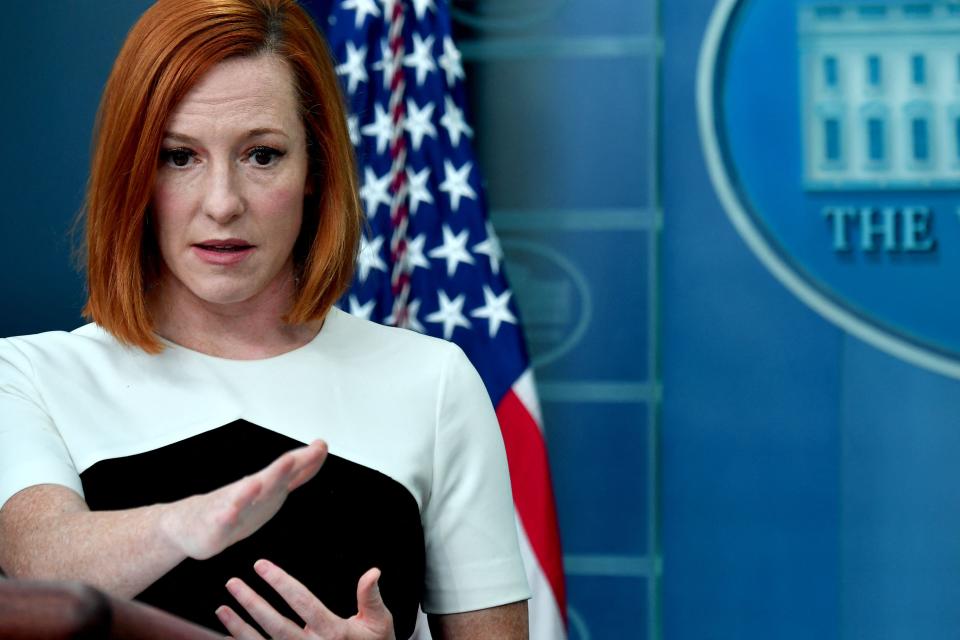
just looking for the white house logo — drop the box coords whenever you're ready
[699,0,960,378]
[503,239,592,368]
[801,4,960,192]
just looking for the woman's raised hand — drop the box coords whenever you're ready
[216,559,396,640]
[159,440,328,560]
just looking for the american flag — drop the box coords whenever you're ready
[304,0,566,637]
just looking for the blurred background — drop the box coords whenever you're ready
[4,1,960,639]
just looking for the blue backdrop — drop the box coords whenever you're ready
[664,1,960,639]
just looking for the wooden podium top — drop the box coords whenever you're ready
[0,578,225,639]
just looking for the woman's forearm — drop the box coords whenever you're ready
[0,440,327,598]
[0,484,185,598]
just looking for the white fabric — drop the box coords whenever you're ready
[516,517,567,639]
[512,369,544,431]
[0,307,530,614]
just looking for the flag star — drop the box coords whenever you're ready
[347,115,360,146]
[438,160,477,212]
[403,33,437,87]
[342,0,380,28]
[472,222,504,274]
[471,286,518,338]
[372,39,399,90]
[428,225,475,277]
[410,0,436,20]
[402,233,431,272]
[440,95,473,147]
[386,298,425,333]
[361,103,393,155]
[438,36,465,87]
[356,234,387,282]
[405,299,426,332]
[336,41,368,94]
[348,295,376,320]
[426,290,472,340]
[406,166,434,214]
[404,99,437,151]
[359,167,392,219]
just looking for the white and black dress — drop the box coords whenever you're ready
[0,307,530,637]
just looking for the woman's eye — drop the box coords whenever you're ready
[161,148,194,168]
[249,146,284,167]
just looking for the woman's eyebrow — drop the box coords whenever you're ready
[245,127,289,138]
[162,131,201,144]
[162,127,290,143]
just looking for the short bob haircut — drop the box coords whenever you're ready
[83,0,361,353]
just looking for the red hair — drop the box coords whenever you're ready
[82,0,361,352]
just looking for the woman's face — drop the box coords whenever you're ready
[152,53,309,311]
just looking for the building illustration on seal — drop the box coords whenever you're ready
[799,2,960,189]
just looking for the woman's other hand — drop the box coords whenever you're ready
[216,559,396,640]
[160,440,327,560]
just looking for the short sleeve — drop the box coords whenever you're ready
[420,345,531,614]
[0,338,83,510]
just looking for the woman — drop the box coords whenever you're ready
[0,1,530,638]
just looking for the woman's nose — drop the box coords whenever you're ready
[201,162,245,223]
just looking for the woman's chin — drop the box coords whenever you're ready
[170,279,266,308]
[195,288,264,307]
[157,263,295,312]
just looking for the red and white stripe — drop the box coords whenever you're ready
[499,369,567,638]
[385,1,413,328]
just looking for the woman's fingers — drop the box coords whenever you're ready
[215,605,265,640]
[224,477,263,522]
[226,561,397,640]
[225,577,304,640]
[257,451,298,494]
[256,440,327,494]
[253,558,338,633]
[356,568,383,616]
[165,441,328,561]
[287,440,328,490]
[229,441,326,520]
[355,568,394,634]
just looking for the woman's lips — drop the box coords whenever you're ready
[192,243,256,265]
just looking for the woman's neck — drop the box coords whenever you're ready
[148,269,323,360]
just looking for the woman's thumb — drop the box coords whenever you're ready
[357,568,389,620]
